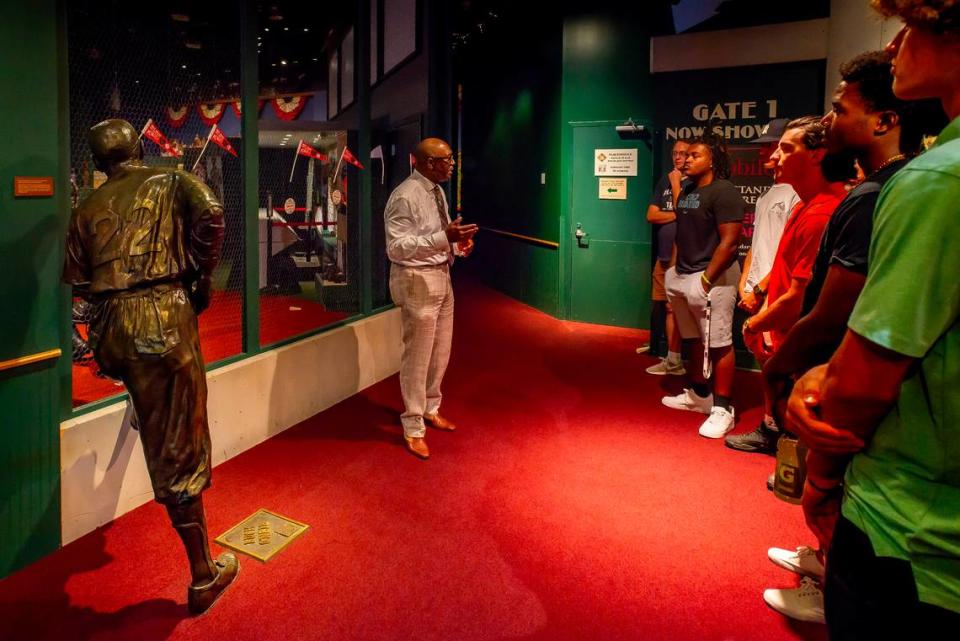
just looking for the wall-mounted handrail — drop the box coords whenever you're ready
[480,226,559,249]
[0,349,62,373]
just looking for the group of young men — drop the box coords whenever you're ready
[62,0,958,633]
[643,1,960,632]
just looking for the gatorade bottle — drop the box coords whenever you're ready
[774,435,807,505]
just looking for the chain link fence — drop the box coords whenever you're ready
[67,1,243,406]
[257,130,360,346]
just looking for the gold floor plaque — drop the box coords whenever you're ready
[215,509,309,562]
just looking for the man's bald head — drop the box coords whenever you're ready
[413,138,451,165]
[414,137,454,184]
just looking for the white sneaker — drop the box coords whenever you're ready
[698,406,735,438]
[763,577,825,624]
[645,359,687,376]
[635,343,651,354]
[768,546,825,581]
[661,389,713,414]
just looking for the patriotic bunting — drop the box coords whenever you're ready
[270,95,309,121]
[165,105,189,128]
[230,99,265,118]
[197,102,226,126]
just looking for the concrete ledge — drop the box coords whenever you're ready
[60,308,402,545]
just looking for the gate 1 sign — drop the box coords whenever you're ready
[652,60,826,261]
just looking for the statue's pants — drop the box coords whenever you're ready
[92,283,212,506]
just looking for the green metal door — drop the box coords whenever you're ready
[567,122,653,327]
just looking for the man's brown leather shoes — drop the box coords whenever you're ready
[404,435,430,459]
[424,413,456,431]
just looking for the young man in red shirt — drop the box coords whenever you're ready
[726,117,849,455]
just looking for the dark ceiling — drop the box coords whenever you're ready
[451,0,831,46]
[68,0,832,101]
[68,1,356,101]
[256,3,356,94]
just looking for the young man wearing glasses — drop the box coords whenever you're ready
[643,138,688,375]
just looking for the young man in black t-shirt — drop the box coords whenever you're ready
[763,51,936,423]
[662,137,746,438]
[758,50,944,625]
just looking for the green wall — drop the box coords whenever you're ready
[0,0,65,577]
[457,12,564,316]
[559,10,664,322]
[459,6,670,321]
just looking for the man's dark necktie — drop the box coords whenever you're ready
[432,185,450,227]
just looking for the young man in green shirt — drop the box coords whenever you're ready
[786,1,960,634]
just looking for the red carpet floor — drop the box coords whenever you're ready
[73,291,349,406]
[10,278,826,641]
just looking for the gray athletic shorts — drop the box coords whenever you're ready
[664,264,740,349]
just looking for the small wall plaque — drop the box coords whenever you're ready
[14,176,54,197]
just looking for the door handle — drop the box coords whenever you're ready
[575,223,589,247]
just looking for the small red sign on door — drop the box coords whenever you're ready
[14,176,54,197]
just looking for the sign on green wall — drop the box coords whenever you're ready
[653,60,826,259]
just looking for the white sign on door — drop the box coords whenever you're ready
[594,148,638,176]
[599,178,627,200]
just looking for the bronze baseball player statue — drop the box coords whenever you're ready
[64,119,238,615]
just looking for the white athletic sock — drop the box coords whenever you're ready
[667,351,682,365]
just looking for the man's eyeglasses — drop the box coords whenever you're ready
[427,155,456,165]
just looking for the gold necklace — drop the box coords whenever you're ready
[874,153,906,173]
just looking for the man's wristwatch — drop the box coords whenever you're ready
[752,284,766,298]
